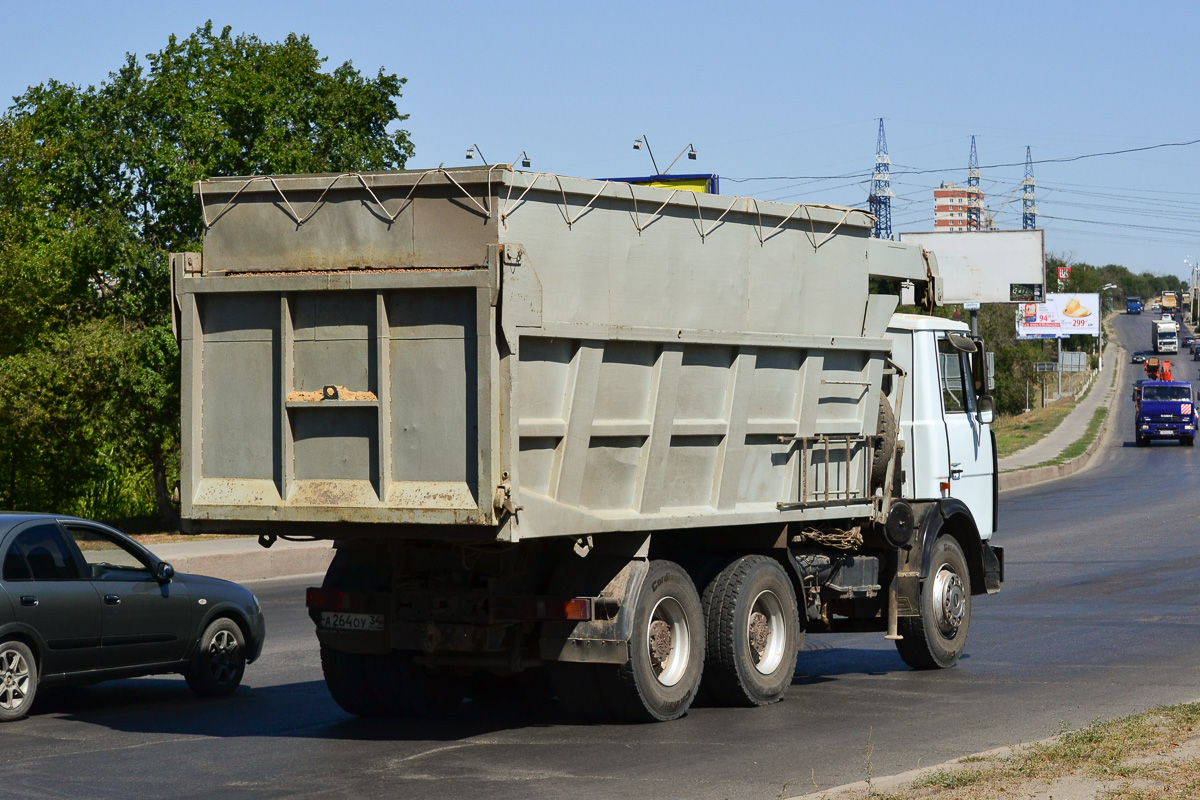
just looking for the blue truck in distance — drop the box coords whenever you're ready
[1134,379,1196,446]
[1127,296,1142,314]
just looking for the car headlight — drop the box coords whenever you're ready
[251,593,261,613]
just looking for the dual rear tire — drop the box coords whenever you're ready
[321,647,466,718]
[552,556,803,722]
[702,555,802,707]
[551,559,707,723]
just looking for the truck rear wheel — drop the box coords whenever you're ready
[600,560,705,722]
[702,555,801,706]
[320,645,386,717]
[365,652,465,718]
[549,662,614,722]
[896,536,971,670]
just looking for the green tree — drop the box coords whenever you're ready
[0,22,414,525]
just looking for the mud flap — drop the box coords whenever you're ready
[539,557,649,665]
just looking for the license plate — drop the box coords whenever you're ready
[320,611,385,632]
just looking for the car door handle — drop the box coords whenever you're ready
[20,595,37,607]
[104,594,121,606]
[950,463,964,477]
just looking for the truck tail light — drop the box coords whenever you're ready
[491,597,595,621]
[306,588,368,613]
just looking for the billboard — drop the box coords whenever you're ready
[601,173,719,194]
[1015,293,1100,339]
[898,229,1045,305]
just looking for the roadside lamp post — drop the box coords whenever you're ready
[1099,283,1117,372]
[1186,258,1197,322]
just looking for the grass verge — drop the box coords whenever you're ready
[825,702,1200,800]
[1023,406,1108,469]
[993,400,1076,458]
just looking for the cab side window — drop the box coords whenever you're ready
[937,337,978,415]
[6,524,81,581]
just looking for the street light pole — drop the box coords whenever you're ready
[1100,283,1117,373]
[1186,257,1197,323]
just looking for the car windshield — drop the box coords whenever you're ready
[1142,386,1192,402]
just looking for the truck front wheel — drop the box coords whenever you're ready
[1182,436,1195,447]
[702,555,801,706]
[896,536,971,670]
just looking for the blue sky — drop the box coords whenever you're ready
[4,1,1199,279]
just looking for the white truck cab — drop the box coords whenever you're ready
[889,314,996,545]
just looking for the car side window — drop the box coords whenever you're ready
[3,541,32,581]
[8,524,81,581]
[64,525,153,581]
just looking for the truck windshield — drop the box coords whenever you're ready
[1142,386,1191,402]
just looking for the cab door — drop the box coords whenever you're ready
[937,335,995,536]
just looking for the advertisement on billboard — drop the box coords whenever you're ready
[1015,293,1100,339]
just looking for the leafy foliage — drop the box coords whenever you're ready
[0,22,413,524]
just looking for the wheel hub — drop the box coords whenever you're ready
[648,619,673,665]
[932,565,966,638]
[747,590,787,674]
[646,596,691,687]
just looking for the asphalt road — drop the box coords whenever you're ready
[7,310,1200,799]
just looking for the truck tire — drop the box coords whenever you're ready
[896,536,971,670]
[1183,436,1195,447]
[364,651,465,718]
[871,392,898,489]
[0,640,36,722]
[701,556,801,707]
[320,645,386,717]
[1137,434,1149,447]
[549,662,614,722]
[601,560,705,722]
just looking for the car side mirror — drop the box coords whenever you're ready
[155,562,175,583]
[977,395,996,425]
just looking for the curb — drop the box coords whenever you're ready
[998,343,1124,493]
[785,740,1046,800]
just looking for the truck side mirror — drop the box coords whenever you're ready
[977,395,996,425]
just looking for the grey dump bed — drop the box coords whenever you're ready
[175,167,938,540]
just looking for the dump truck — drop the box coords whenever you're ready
[1153,318,1179,353]
[172,166,1003,722]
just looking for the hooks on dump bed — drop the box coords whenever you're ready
[199,167,864,252]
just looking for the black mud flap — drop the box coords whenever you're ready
[983,543,1004,594]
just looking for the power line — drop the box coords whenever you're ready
[1037,214,1200,236]
[723,137,1200,183]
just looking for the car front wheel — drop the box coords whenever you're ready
[186,618,246,697]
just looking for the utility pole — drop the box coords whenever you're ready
[1022,146,1037,230]
[966,136,982,231]
[869,119,894,240]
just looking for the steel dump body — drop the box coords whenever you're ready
[176,167,937,541]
